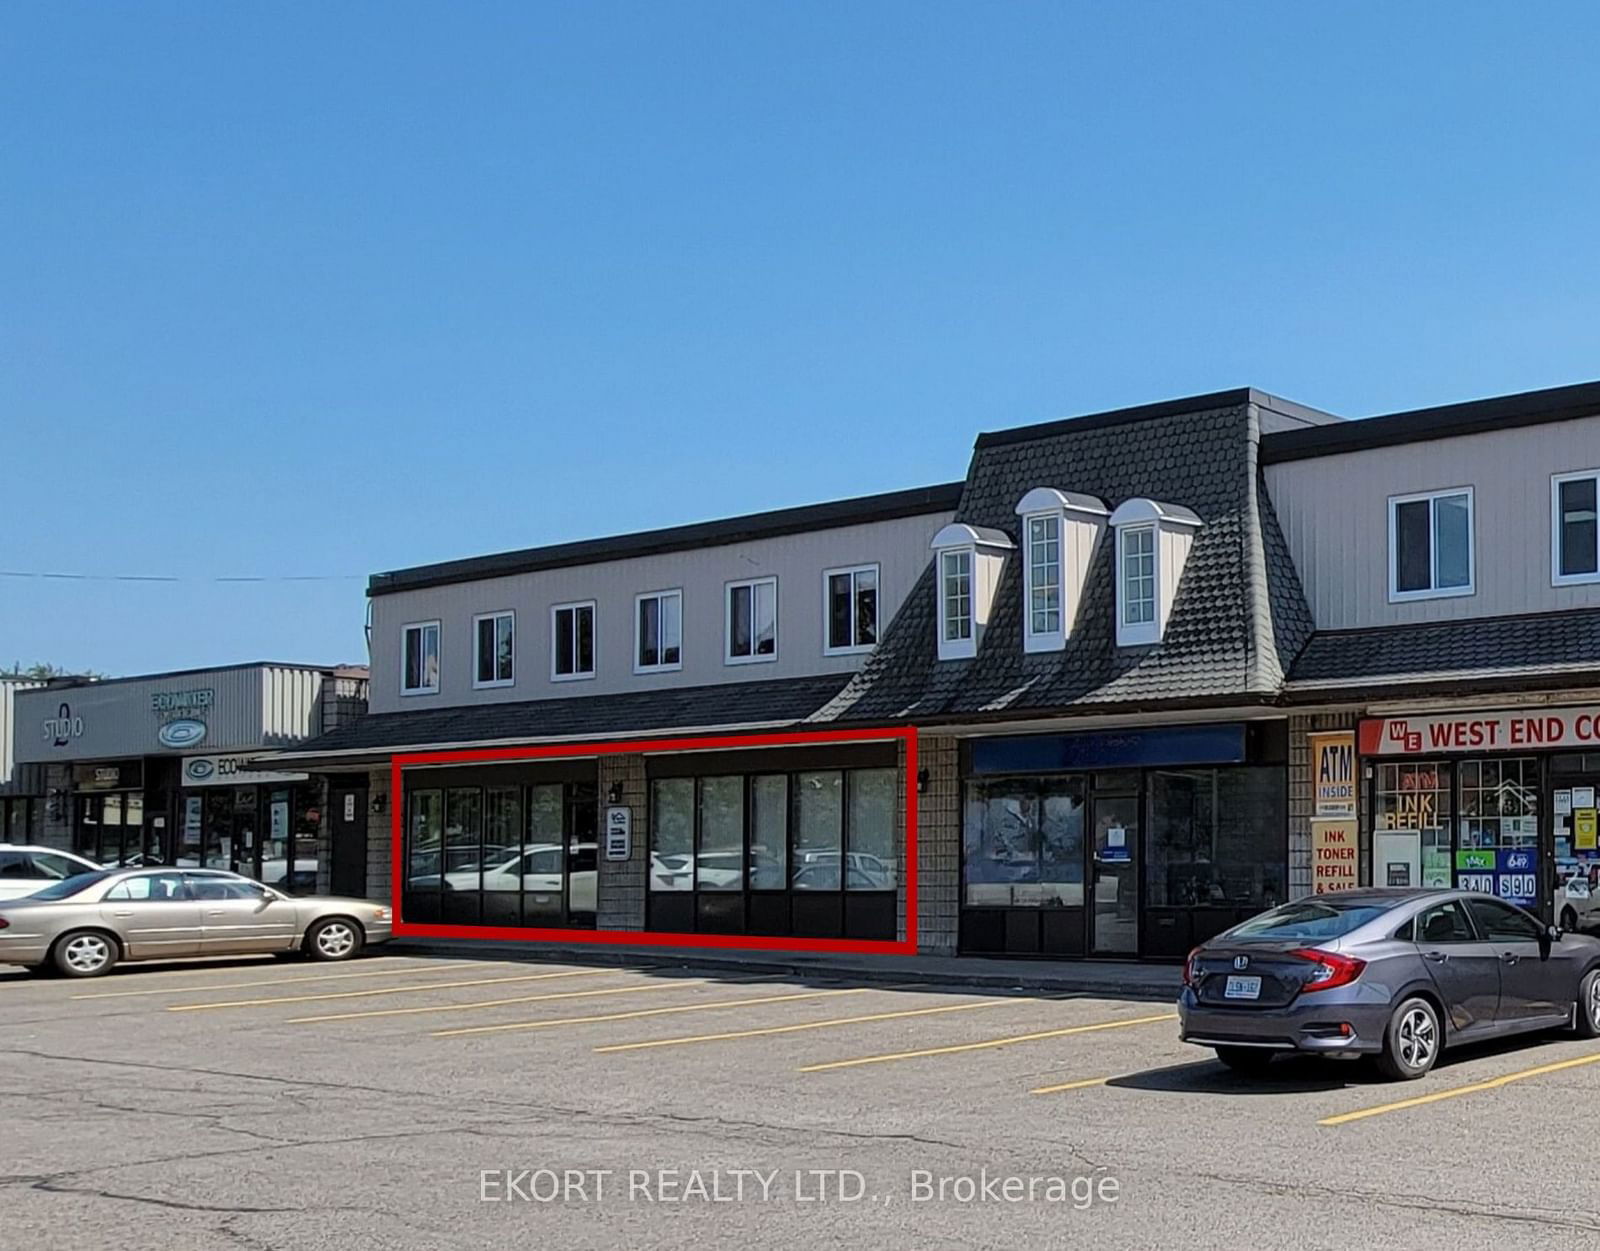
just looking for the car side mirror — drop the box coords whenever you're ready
[1547,923,1563,943]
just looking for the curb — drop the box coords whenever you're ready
[387,937,1181,1001]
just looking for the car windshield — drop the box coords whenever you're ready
[1227,899,1396,941]
[26,870,117,901]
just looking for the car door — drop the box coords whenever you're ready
[184,875,300,953]
[1412,898,1501,1036]
[1463,895,1567,1023]
[100,872,203,958]
[0,851,45,901]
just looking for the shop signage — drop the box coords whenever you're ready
[1309,731,1357,817]
[180,754,307,788]
[41,702,85,747]
[152,687,214,752]
[605,805,632,861]
[1311,820,1359,893]
[1578,810,1599,851]
[71,761,142,790]
[1454,848,1539,908]
[1359,707,1600,757]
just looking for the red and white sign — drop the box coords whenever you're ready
[1359,707,1600,757]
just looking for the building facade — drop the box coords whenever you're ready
[13,663,368,895]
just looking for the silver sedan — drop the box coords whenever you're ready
[0,867,393,977]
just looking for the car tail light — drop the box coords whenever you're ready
[1292,948,1366,992]
[0,917,9,930]
[1182,946,1204,987]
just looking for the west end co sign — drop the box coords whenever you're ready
[1359,707,1600,756]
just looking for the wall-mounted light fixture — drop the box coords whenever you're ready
[370,792,387,815]
[917,768,930,794]
[607,781,625,805]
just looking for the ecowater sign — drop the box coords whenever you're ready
[153,688,213,751]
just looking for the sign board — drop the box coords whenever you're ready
[1578,810,1599,852]
[1359,708,1600,756]
[1575,786,1598,810]
[183,795,203,846]
[344,793,357,823]
[604,805,632,861]
[1310,731,1357,817]
[1374,831,1421,890]
[1311,820,1359,894]
[180,754,308,788]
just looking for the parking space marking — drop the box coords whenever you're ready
[429,987,873,1037]
[166,968,621,1011]
[1319,1050,1600,1126]
[1030,1075,1111,1094]
[593,997,1025,1054]
[284,978,716,1023]
[73,961,500,999]
[795,1012,1178,1072]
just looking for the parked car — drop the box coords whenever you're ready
[0,845,104,901]
[411,842,597,912]
[0,867,392,977]
[1554,864,1600,935]
[1178,888,1600,1080]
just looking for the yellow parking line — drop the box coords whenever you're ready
[430,987,873,1037]
[1319,1050,1600,1126]
[796,1012,1179,1072]
[166,968,619,1011]
[285,978,713,1023]
[74,961,498,999]
[594,997,1025,1054]
[1031,1075,1111,1095]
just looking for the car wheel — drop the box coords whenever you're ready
[1376,996,1440,1081]
[304,918,364,962]
[1575,969,1600,1039]
[1214,1046,1275,1075]
[52,930,119,979]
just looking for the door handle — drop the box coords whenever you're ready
[206,910,227,917]
[111,910,134,918]
[1423,951,1448,962]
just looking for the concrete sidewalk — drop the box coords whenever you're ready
[388,936,1181,999]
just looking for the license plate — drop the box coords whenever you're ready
[1224,975,1262,1000]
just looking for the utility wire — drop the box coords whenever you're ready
[0,570,364,584]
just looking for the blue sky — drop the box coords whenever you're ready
[6,3,1600,676]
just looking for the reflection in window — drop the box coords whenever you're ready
[750,775,787,889]
[698,777,744,891]
[963,778,1084,907]
[1375,762,1454,888]
[847,768,897,890]
[1557,474,1599,579]
[1146,769,1284,910]
[407,790,443,886]
[727,578,778,661]
[651,778,694,892]
[792,772,843,889]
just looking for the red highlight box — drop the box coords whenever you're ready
[391,725,918,955]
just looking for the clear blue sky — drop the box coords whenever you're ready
[6,3,1600,677]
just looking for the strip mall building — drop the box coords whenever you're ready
[249,380,1600,961]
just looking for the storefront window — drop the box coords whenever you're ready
[793,771,843,889]
[963,778,1087,907]
[1146,768,1284,910]
[444,788,483,891]
[651,778,694,891]
[750,775,787,889]
[698,776,744,891]
[407,789,443,886]
[1375,761,1453,888]
[1457,756,1539,907]
[847,768,897,890]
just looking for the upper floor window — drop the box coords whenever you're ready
[551,601,596,681]
[726,577,777,664]
[636,589,683,673]
[473,611,515,688]
[1014,488,1109,654]
[1026,514,1062,639]
[1108,498,1201,647]
[824,564,878,655]
[1553,470,1600,585]
[1389,487,1474,601]
[930,523,1012,661]
[402,621,441,695]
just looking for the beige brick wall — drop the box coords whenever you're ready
[1289,711,1359,894]
[366,766,392,903]
[916,734,960,954]
[597,754,646,930]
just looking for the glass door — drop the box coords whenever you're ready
[1090,790,1140,955]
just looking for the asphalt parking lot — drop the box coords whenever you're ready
[5,952,1600,1250]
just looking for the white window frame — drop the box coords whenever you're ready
[1387,486,1476,603]
[1022,512,1065,653]
[472,610,516,689]
[724,576,778,665]
[938,547,976,661]
[400,620,441,696]
[550,600,597,682]
[1552,469,1600,587]
[822,563,880,656]
[634,588,684,674]
[1115,525,1159,647]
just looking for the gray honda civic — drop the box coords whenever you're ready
[1178,888,1600,1080]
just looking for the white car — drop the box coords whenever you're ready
[1556,864,1600,934]
[0,845,104,901]
[414,842,597,912]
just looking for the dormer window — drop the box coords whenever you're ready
[930,524,1014,661]
[1107,498,1202,647]
[1013,488,1109,653]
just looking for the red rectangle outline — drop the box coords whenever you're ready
[390,725,918,955]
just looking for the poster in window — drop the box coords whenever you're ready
[1311,820,1359,893]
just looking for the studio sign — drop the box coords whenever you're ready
[42,702,84,747]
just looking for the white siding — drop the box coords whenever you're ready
[1266,415,1600,629]
[260,667,325,746]
[368,510,954,713]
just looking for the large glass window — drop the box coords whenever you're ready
[1457,756,1540,907]
[824,565,879,654]
[1390,489,1474,598]
[1375,762,1454,888]
[402,621,441,694]
[698,777,744,891]
[1146,768,1285,910]
[750,775,787,889]
[636,590,683,671]
[726,578,778,663]
[552,602,596,680]
[650,778,694,892]
[962,777,1085,907]
[474,612,515,687]
[407,789,443,886]
[1555,472,1600,583]
[847,768,897,890]
[444,788,483,893]
[793,771,843,889]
